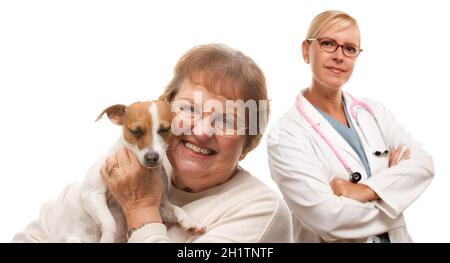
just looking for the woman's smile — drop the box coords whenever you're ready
[325,66,346,74]
[181,139,217,160]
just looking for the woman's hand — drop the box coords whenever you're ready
[330,145,411,202]
[330,178,378,203]
[100,148,162,228]
[389,145,410,167]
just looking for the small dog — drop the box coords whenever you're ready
[47,100,205,242]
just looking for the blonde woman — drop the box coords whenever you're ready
[267,10,434,242]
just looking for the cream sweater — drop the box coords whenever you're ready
[13,169,293,243]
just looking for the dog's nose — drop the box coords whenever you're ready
[144,152,160,166]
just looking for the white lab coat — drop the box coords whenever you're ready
[267,90,434,242]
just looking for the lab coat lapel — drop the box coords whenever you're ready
[299,93,365,174]
[343,93,389,175]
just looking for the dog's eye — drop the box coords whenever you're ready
[129,128,143,138]
[158,126,170,135]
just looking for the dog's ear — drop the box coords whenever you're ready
[95,104,127,125]
[154,99,175,121]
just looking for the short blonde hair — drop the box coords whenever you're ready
[160,44,269,160]
[306,10,360,44]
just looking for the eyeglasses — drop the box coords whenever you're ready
[173,102,248,136]
[307,38,363,58]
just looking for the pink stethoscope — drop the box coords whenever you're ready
[295,93,389,183]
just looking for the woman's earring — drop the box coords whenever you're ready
[305,59,309,63]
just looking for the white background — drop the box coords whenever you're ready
[1,0,448,242]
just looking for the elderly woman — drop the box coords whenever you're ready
[13,44,292,243]
[267,10,434,243]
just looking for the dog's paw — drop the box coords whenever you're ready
[186,225,207,235]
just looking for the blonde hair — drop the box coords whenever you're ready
[306,10,360,44]
[160,43,269,160]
